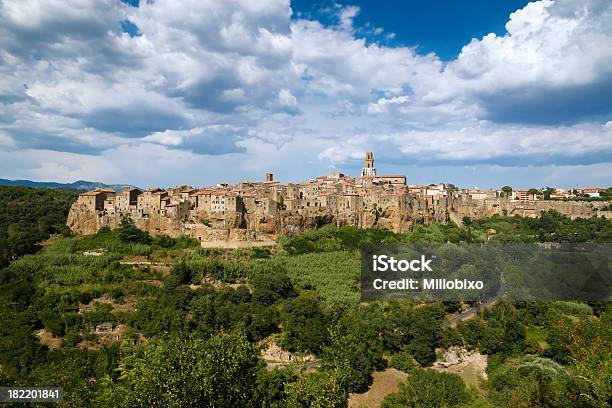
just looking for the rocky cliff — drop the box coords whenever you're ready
[67,196,605,241]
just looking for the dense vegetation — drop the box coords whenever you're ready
[0,186,79,267]
[0,205,610,407]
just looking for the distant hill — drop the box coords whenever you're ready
[0,179,137,192]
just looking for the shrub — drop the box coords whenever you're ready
[118,215,151,245]
[252,266,295,305]
[251,247,271,259]
[77,292,92,305]
[279,292,328,354]
[390,349,420,373]
[382,369,471,408]
[153,235,175,248]
[110,288,124,301]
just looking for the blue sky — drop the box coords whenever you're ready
[0,0,611,189]
[292,0,531,60]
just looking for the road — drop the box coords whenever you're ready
[445,276,506,326]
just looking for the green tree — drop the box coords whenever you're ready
[406,304,445,365]
[255,368,296,408]
[322,326,384,392]
[462,216,473,242]
[252,266,295,305]
[97,332,262,407]
[543,187,556,200]
[284,368,348,408]
[488,356,572,408]
[118,214,151,244]
[389,348,420,374]
[280,293,328,354]
[0,186,78,266]
[527,188,540,196]
[381,369,471,408]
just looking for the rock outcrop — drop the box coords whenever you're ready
[67,193,605,243]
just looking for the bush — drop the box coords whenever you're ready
[118,215,151,245]
[251,247,271,259]
[284,369,347,408]
[173,235,199,249]
[251,266,295,305]
[152,234,198,250]
[382,369,471,408]
[279,293,328,354]
[488,356,572,408]
[97,332,262,407]
[128,243,151,257]
[390,349,420,373]
[280,225,404,255]
[167,261,194,286]
[77,292,92,305]
[152,235,175,248]
[110,288,124,301]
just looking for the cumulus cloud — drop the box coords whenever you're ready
[142,126,246,154]
[430,0,612,124]
[338,5,360,31]
[317,122,612,167]
[0,0,610,187]
[291,18,442,102]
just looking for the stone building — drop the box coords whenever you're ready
[76,189,115,212]
[67,151,609,241]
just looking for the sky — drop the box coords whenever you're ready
[0,0,611,189]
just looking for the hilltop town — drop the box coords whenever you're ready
[67,152,612,243]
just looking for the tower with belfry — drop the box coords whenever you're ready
[361,151,377,177]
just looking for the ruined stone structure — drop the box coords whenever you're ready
[67,153,610,243]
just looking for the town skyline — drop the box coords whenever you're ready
[72,151,610,199]
[67,149,610,244]
[2,158,609,192]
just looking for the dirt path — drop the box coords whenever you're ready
[348,368,408,408]
[199,240,276,249]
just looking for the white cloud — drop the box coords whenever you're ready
[338,5,360,31]
[0,131,14,147]
[317,122,612,166]
[0,0,611,188]
[425,0,612,122]
[272,88,298,112]
[291,19,442,102]
[368,95,410,113]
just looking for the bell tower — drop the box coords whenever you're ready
[361,151,376,177]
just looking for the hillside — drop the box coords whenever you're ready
[0,178,137,192]
[0,186,79,267]
[0,214,609,406]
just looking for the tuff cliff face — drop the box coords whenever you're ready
[67,195,605,242]
[66,200,431,240]
[66,203,101,235]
